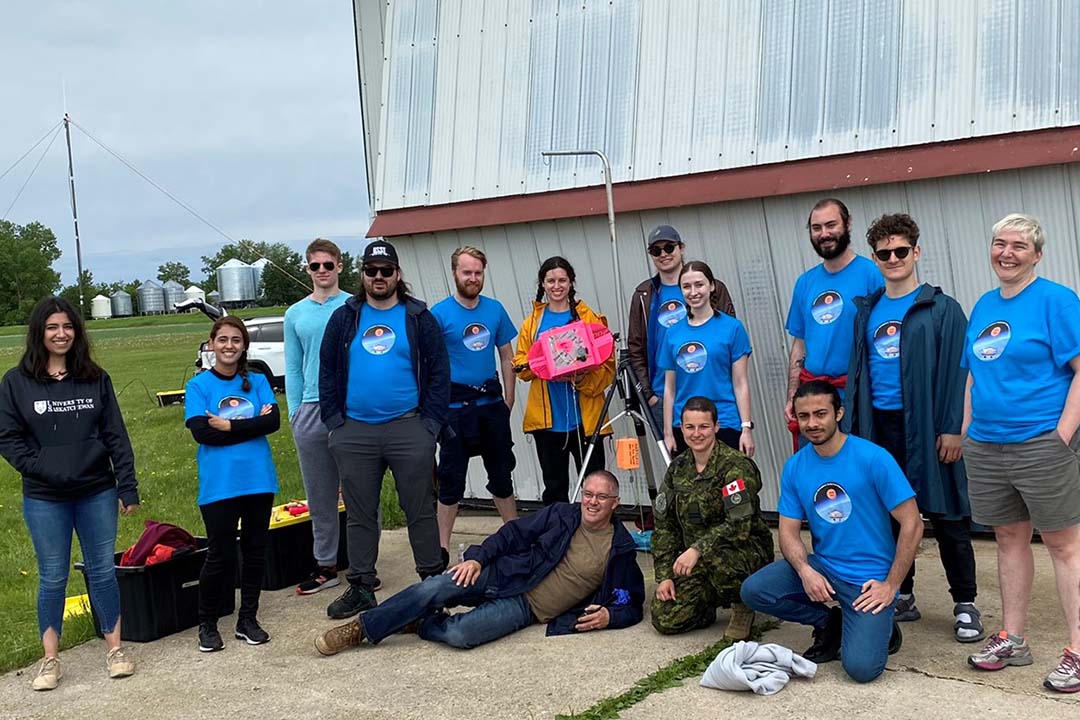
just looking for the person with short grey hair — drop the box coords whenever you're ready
[961,213,1080,693]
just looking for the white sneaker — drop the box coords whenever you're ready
[32,657,61,691]
[106,646,135,679]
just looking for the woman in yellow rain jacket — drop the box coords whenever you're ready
[514,256,615,505]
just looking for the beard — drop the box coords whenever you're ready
[365,279,397,301]
[811,229,852,260]
[455,277,483,299]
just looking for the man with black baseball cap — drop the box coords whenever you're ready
[628,225,736,431]
[318,238,451,620]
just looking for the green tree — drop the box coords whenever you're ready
[157,261,191,285]
[0,220,62,325]
[338,250,359,295]
[58,269,107,317]
[200,240,309,305]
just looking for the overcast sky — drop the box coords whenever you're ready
[0,1,370,286]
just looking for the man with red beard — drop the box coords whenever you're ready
[430,247,519,559]
[783,199,883,447]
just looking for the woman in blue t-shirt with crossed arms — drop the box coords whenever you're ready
[184,316,280,654]
[961,213,1080,693]
[659,261,755,458]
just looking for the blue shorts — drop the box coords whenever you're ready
[437,401,516,504]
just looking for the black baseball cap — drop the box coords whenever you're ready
[647,224,682,247]
[362,239,399,267]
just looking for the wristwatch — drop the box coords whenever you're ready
[741,420,755,430]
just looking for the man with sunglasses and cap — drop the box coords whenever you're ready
[628,225,735,432]
[319,239,450,620]
[284,239,352,596]
[843,213,982,644]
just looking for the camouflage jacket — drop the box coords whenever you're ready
[652,442,771,583]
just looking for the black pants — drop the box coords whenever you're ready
[672,426,742,457]
[198,492,274,624]
[532,427,606,505]
[873,409,977,603]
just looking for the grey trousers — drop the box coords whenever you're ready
[291,402,343,567]
[329,414,442,587]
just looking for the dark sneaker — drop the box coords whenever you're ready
[803,607,842,664]
[968,631,1034,670]
[327,584,377,619]
[296,566,341,596]
[888,622,903,655]
[198,622,224,653]
[894,594,921,622]
[953,602,986,643]
[314,619,364,656]
[1044,647,1080,693]
[235,617,271,645]
[372,576,383,592]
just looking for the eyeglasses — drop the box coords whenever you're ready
[873,247,912,262]
[581,491,618,502]
[308,261,337,272]
[363,266,396,278]
[648,242,679,257]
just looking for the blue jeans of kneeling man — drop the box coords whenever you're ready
[360,569,536,649]
[740,555,896,683]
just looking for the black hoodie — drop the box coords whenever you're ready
[0,367,139,507]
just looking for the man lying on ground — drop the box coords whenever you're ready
[314,469,644,654]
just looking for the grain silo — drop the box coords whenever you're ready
[162,280,186,311]
[90,295,112,320]
[110,290,133,317]
[184,285,206,302]
[250,257,271,298]
[207,289,222,306]
[136,280,166,315]
[216,259,256,304]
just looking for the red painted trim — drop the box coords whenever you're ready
[368,127,1080,237]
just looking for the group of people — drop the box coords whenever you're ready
[0,198,1077,696]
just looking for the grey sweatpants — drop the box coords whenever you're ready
[328,414,442,587]
[291,402,343,566]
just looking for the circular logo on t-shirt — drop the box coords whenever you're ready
[811,291,844,325]
[973,321,1011,362]
[873,321,902,359]
[814,482,851,524]
[217,396,255,420]
[657,299,687,328]
[676,342,708,374]
[361,324,396,355]
[462,322,491,352]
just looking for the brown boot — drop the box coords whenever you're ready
[314,619,364,656]
[724,603,755,641]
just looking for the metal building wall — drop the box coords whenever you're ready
[368,0,1080,212]
[390,163,1080,510]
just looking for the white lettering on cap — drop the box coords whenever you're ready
[371,246,388,256]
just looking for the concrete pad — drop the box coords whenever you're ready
[2,522,1077,719]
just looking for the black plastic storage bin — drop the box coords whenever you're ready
[76,537,234,643]
[246,509,349,591]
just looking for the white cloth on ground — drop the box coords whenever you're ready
[700,641,817,696]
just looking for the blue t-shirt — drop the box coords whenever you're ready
[786,255,884,379]
[431,295,517,408]
[649,282,688,398]
[184,370,279,506]
[537,308,579,432]
[345,303,418,423]
[866,288,919,411]
[657,312,751,429]
[962,277,1080,443]
[778,435,914,586]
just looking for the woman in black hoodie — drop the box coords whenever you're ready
[0,296,139,690]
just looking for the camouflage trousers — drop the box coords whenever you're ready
[651,546,772,635]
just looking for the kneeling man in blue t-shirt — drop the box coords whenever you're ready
[741,380,922,683]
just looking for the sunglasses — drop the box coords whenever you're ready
[308,261,337,272]
[874,247,913,262]
[363,266,396,278]
[648,242,679,257]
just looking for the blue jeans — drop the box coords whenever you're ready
[23,488,120,638]
[360,571,535,649]
[740,556,896,683]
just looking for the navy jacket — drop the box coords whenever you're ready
[844,284,971,519]
[318,295,450,438]
[463,503,645,636]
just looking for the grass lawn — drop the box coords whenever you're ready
[0,319,404,673]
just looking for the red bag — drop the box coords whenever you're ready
[120,520,198,567]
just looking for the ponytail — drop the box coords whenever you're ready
[567,287,580,322]
[238,352,252,392]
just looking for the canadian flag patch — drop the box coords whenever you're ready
[722,478,746,497]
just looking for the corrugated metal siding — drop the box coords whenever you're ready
[367,0,1080,211]
[389,163,1080,511]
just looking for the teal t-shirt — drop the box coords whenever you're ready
[866,288,918,411]
[345,303,418,423]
